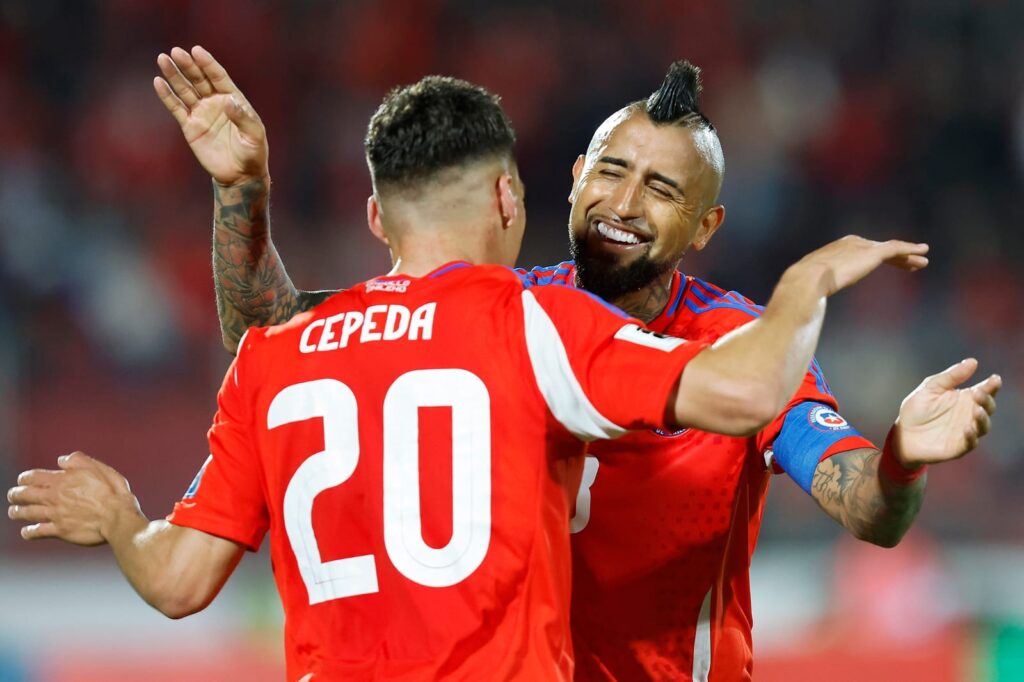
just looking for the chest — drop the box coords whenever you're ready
[571,430,764,582]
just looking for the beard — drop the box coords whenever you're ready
[569,230,677,303]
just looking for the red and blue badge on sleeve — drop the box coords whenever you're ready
[766,402,877,494]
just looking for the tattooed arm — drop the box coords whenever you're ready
[213,177,335,352]
[153,45,336,352]
[810,358,1000,547]
[811,447,924,547]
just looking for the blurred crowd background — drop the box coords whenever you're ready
[0,1,1021,680]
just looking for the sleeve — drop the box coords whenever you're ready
[522,285,708,441]
[166,333,270,551]
[756,362,877,494]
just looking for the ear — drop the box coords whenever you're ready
[692,205,725,251]
[366,195,389,245]
[569,154,585,204]
[497,174,519,230]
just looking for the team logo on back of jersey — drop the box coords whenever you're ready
[808,405,849,432]
[366,279,410,293]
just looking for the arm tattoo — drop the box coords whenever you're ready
[213,177,337,352]
[612,275,673,324]
[811,448,926,547]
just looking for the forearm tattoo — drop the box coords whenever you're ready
[811,448,925,546]
[212,178,334,350]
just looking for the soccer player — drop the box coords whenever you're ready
[8,53,931,681]
[185,49,1002,681]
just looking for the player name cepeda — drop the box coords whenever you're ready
[299,303,437,353]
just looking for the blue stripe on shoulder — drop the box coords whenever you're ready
[688,279,763,318]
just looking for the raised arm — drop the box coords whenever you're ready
[811,358,1000,547]
[8,452,245,618]
[671,236,930,435]
[153,45,335,352]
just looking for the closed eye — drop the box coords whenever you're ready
[598,169,622,179]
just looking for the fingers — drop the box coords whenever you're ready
[970,373,1002,400]
[170,46,215,97]
[223,95,265,140]
[882,239,930,258]
[7,484,50,506]
[153,77,190,127]
[191,45,240,96]
[975,404,992,438]
[891,254,929,271]
[20,522,59,541]
[157,52,200,107]
[926,358,979,391]
[59,451,104,472]
[16,469,62,487]
[881,240,930,271]
[8,503,50,524]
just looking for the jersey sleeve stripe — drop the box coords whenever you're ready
[520,290,627,441]
[808,359,833,396]
[688,280,763,318]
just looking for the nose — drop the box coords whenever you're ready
[608,176,644,219]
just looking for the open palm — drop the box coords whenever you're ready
[896,358,1000,466]
[153,46,268,186]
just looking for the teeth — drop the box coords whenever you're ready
[596,222,642,245]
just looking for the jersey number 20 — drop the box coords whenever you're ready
[268,370,492,605]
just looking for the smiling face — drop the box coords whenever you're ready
[568,107,725,304]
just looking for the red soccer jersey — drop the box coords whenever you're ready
[521,262,874,682]
[168,262,707,682]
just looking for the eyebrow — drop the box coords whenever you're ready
[597,156,681,190]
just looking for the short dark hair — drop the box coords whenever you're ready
[640,60,715,132]
[365,76,517,191]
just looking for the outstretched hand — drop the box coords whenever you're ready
[894,358,1001,468]
[794,235,930,297]
[7,452,141,545]
[154,45,268,186]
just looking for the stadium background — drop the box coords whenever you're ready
[0,1,1021,680]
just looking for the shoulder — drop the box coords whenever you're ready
[679,276,764,336]
[528,282,633,322]
[514,261,576,287]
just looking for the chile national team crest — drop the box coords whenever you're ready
[807,405,849,432]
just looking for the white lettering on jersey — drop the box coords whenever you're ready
[521,290,625,441]
[613,323,688,351]
[299,303,436,354]
[409,302,436,340]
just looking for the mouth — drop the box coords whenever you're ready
[591,219,652,247]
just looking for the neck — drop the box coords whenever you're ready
[386,226,507,277]
[606,269,676,324]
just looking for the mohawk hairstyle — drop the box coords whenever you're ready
[644,60,714,131]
